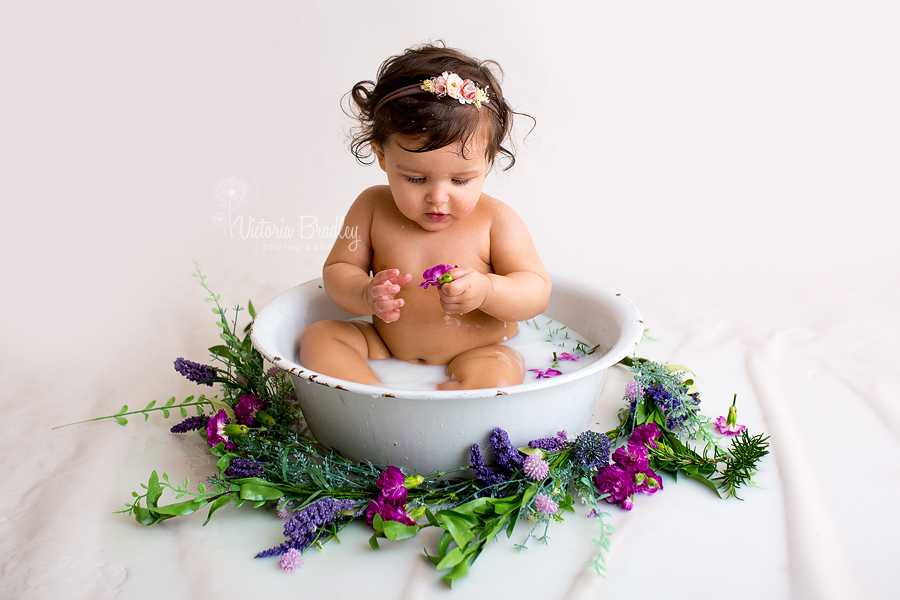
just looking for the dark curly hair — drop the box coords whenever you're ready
[346,42,527,170]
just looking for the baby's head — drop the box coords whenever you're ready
[348,43,518,170]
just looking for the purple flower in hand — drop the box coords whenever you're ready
[376,466,408,504]
[234,394,269,426]
[206,409,237,450]
[419,264,457,289]
[529,368,562,379]
[594,465,635,510]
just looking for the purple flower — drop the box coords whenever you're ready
[612,441,650,474]
[630,422,661,449]
[257,497,356,558]
[572,430,611,470]
[234,394,269,426]
[365,498,417,526]
[206,409,237,450]
[529,368,562,379]
[419,264,457,289]
[279,548,304,572]
[224,457,266,479]
[489,427,525,471]
[170,415,209,433]
[634,468,664,495]
[469,443,509,489]
[594,466,634,510]
[528,430,568,452]
[523,454,550,480]
[533,493,559,515]
[375,466,408,504]
[558,352,579,361]
[174,357,217,386]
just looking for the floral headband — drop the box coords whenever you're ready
[373,71,499,115]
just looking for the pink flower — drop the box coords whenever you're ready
[594,466,634,509]
[445,73,463,99]
[558,352,579,361]
[529,368,562,379]
[459,79,478,101]
[625,380,643,403]
[376,466,407,504]
[612,441,649,473]
[716,395,747,435]
[534,493,559,515]
[630,422,661,449]
[279,548,304,572]
[365,498,417,526]
[206,409,237,450]
[523,454,550,480]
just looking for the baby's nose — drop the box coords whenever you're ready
[426,184,450,205]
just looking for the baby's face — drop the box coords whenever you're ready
[374,133,490,232]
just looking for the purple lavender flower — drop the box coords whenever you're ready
[529,368,562,379]
[572,430,611,470]
[489,427,525,471]
[170,415,209,433]
[419,264,457,289]
[534,493,559,515]
[523,454,550,481]
[174,357,217,386]
[206,409,237,450]
[256,497,356,558]
[224,457,266,479]
[528,430,568,452]
[234,394,269,426]
[469,443,509,488]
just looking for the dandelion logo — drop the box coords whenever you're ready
[212,176,252,238]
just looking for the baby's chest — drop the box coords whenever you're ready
[370,223,493,277]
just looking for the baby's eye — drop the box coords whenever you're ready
[404,176,425,184]
[452,179,470,186]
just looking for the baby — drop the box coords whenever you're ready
[299,44,551,390]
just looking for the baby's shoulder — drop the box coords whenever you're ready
[477,194,528,230]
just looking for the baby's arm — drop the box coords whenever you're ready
[323,189,412,322]
[439,202,551,321]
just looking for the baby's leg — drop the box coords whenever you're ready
[438,345,525,391]
[298,320,391,385]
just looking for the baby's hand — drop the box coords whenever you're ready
[367,269,412,323]
[438,268,490,315]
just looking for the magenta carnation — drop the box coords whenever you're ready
[365,498,417,526]
[206,409,237,450]
[594,465,634,509]
[376,466,408,504]
[234,394,268,426]
[612,441,650,473]
[419,264,457,289]
[630,422,661,449]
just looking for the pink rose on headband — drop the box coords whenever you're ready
[445,73,464,99]
[433,74,446,96]
[460,79,478,101]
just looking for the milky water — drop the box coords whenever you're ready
[366,314,601,390]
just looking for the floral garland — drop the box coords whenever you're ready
[57,264,769,588]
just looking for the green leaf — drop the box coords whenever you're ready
[438,530,453,556]
[116,417,128,426]
[203,494,235,526]
[117,405,128,415]
[162,409,170,419]
[685,471,722,498]
[369,534,380,550]
[145,400,156,410]
[133,504,156,526]
[436,511,475,548]
[248,299,257,318]
[441,558,470,588]
[382,520,420,541]
[208,345,231,359]
[165,397,176,407]
[146,471,163,508]
[435,546,466,570]
[197,483,206,493]
[239,483,284,502]
[150,498,206,517]
[180,407,187,418]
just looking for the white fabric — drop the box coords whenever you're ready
[2,2,898,599]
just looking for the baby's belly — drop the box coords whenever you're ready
[375,312,518,365]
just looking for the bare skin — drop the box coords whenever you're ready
[298,131,551,390]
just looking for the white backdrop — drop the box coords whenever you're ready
[2,2,899,599]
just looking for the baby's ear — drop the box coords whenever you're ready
[371,142,387,172]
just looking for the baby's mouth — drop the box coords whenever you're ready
[426,213,448,222]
